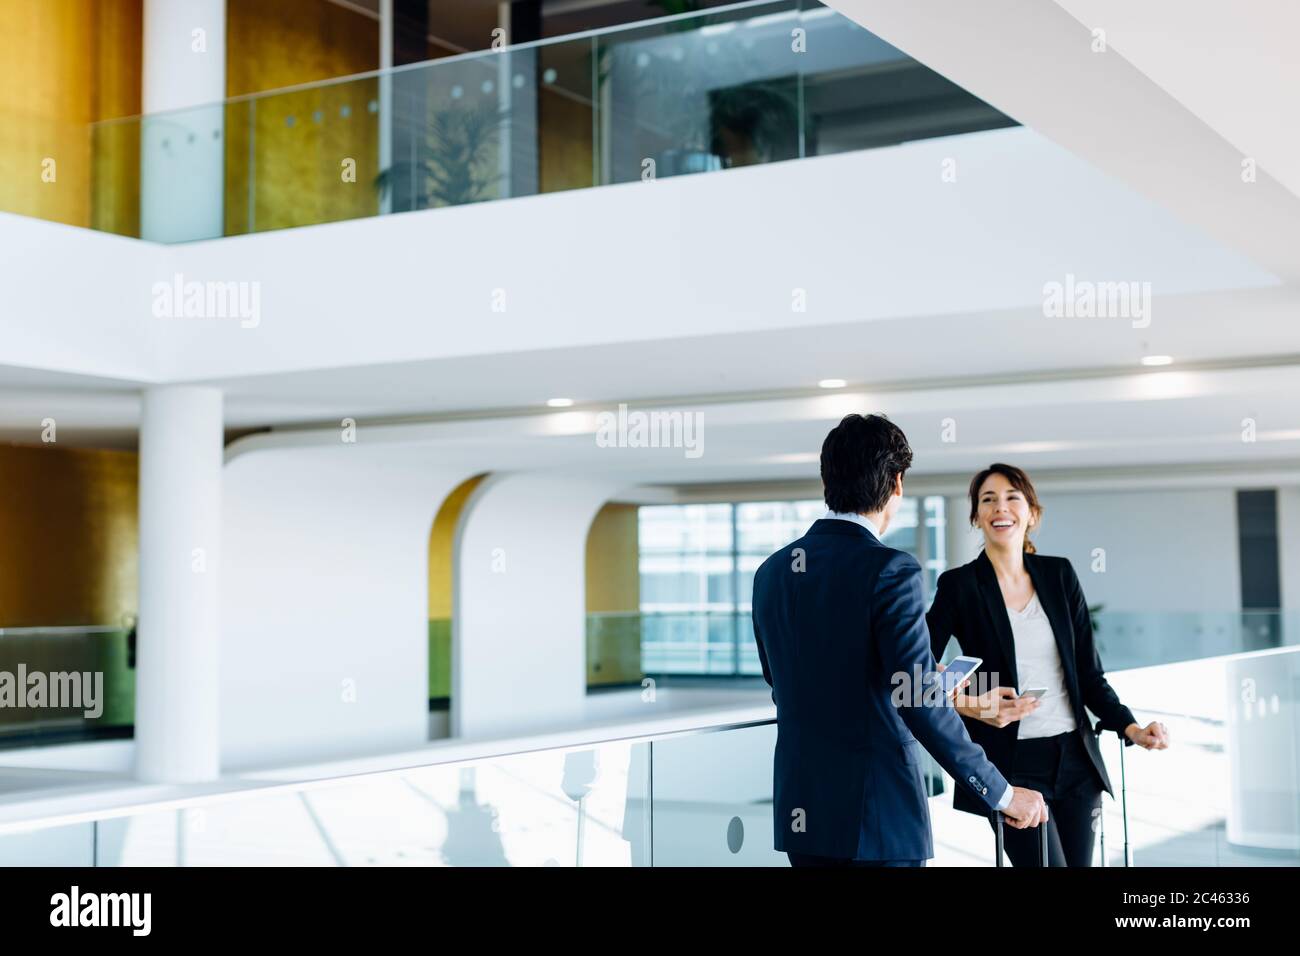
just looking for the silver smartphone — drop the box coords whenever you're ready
[942,656,982,696]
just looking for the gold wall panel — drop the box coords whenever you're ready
[427,473,487,620]
[0,0,141,230]
[585,502,639,613]
[539,87,594,195]
[0,444,138,628]
[225,0,380,234]
[585,502,642,687]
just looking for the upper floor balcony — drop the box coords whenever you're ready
[6,0,1014,243]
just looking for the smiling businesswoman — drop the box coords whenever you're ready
[926,464,1169,867]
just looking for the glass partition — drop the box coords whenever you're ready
[0,822,95,867]
[88,740,651,867]
[240,79,380,234]
[650,721,783,865]
[1094,644,1300,866]
[39,0,1016,242]
[628,495,946,682]
[4,645,1298,866]
[925,643,1300,867]
[2,612,1293,745]
[0,626,134,748]
[591,609,1300,688]
[1091,609,1288,670]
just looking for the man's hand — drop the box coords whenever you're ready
[1125,721,1170,750]
[955,686,1040,727]
[1003,787,1049,829]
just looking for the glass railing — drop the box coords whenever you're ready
[4,610,1293,747]
[0,621,452,743]
[19,0,1016,242]
[918,643,1300,867]
[588,610,764,680]
[0,626,134,748]
[0,718,777,865]
[589,609,1300,684]
[1090,609,1289,670]
[1092,643,1300,866]
[3,644,1298,866]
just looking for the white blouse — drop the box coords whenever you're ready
[1007,591,1077,739]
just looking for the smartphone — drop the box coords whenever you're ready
[1019,686,1048,700]
[941,656,982,696]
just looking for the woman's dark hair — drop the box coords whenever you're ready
[820,414,913,514]
[968,463,1043,554]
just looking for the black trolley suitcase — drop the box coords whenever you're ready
[991,720,1131,867]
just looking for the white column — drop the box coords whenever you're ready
[454,474,620,738]
[945,494,982,568]
[136,386,223,783]
[140,0,227,242]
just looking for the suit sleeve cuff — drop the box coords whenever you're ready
[995,783,1014,812]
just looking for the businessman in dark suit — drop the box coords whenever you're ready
[751,414,1047,866]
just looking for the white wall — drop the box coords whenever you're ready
[1030,488,1241,612]
[454,474,620,739]
[0,214,162,381]
[221,441,473,769]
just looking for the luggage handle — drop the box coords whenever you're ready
[1094,719,1131,867]
[992,810,1049,867]
[992,720,1130,867]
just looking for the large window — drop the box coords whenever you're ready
[638,497,947,676]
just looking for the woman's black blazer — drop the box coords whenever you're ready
[926,550,1136,815]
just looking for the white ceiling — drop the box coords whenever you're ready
[4,1,1299,489]
[1052,0,1300,201]
[824,0,1300,285]
[205,285,1300,422]
[209,361,1300,491]
[6,281,1300,457]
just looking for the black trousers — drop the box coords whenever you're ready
[990,730,1103,867]
[787,853,925,867]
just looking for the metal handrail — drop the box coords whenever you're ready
[0,625,125,638]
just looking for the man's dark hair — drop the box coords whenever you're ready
[820,414,913,514]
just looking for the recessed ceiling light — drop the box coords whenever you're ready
[1140,355,1173,367]
[818,378,847,389]
[546,397,575,407]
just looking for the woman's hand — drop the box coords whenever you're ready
[955,686,1040,728]
[934,661,971,698]
[1125,721,1170,750]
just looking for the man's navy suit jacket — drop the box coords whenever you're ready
[751,518,1009,861]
